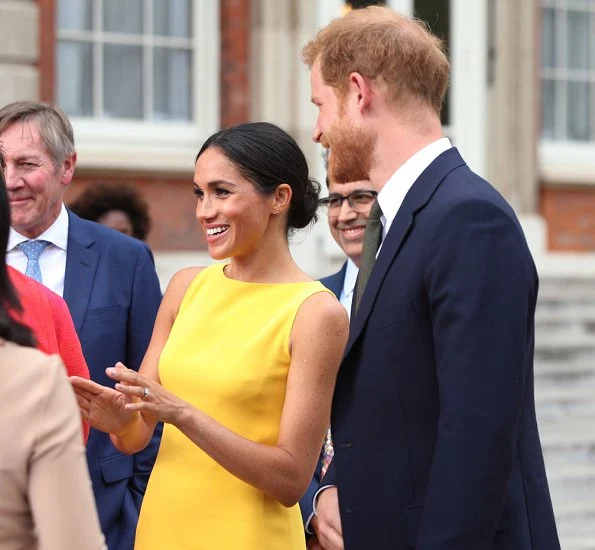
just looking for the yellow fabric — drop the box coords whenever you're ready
[135,263,330,550]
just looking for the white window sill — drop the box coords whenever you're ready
[72,118,208,174]
[539,140,595,185]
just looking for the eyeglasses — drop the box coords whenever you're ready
[318,190,378,216]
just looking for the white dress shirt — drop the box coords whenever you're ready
[378,137,452,244]
[339,258,358,318]
[6,204,69,296]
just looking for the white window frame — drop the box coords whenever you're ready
[57,0,219,173]
[539,0,595,184]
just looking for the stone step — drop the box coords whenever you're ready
[538,285,595,303]
[547,464,595,506]
[554,499,595,543]
[561,536,595,550]
[536,387,595,404]
[536,387,595,420]
[535,332,595,349]
[535,329,595,344]
[536,304,595,322]
[555,498,595,518]
[539,418,595,467]
[534,343,595,364]
[534,279,595,544]
[534,362,595,388]
[539,277,595,289]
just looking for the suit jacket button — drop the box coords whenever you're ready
[339,441,353,449]
[345,508,353,514]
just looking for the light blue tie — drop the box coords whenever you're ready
[18,240,51,283]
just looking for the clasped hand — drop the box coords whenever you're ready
[71,362,188,435]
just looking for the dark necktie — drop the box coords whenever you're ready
[353,201,383,314]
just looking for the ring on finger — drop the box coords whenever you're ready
[142,387,151,400]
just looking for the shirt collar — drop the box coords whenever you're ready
[343,258,359,297]
[8,203,70,251]
[377,137,452,236]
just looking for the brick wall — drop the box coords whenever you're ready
[220,0,250,128]
[38,0,55,102]
[541,185,595,251]
[65,177,206,251]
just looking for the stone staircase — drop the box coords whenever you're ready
[535,278,595,550]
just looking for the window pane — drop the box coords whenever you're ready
[567,10,590,70]
[154,0,192,37]
[542,7,556,68]
[414,0,450,126]
[56,41,93,117]
[57,0,92,30]
[104,45,143,119]
[103,0,143,34]
[567,81,590,140]
[541,78,556,139]
[153,48,192,121]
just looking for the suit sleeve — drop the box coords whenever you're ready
[300,470,321,528]
[126,244,163,503]
[419,199,537,548]
[48,290,91,443]
[29,355,106,550]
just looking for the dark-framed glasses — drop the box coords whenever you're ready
[318,190,378,216]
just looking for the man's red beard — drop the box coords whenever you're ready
[326,117,375,184]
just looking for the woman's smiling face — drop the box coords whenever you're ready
[193,147,277,261]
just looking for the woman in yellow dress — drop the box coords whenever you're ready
[71,122,349,550]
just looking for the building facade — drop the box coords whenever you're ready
[0,0,594,281]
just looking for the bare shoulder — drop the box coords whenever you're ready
[167,266,205,292]
[294,290,349,339]
[162,266,206,313]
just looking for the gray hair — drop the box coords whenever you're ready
[0,101,75,167]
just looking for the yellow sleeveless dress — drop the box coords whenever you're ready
[135,264,329,550]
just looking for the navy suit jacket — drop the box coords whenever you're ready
[299,262,347,526]
[63,212,162,550]
[324,149,560,549]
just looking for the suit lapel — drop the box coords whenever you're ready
[345,148,467,356]
[63,212,99,332]
[320,262,347,297]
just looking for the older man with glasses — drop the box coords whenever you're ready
[299,175,377,549]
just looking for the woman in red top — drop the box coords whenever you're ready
[8,265,90,442]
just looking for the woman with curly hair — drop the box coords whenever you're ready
[69,182,151,241]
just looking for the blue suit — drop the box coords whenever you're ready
[63,211,162,550]
[324,149,560,549]
[299,262,347,527]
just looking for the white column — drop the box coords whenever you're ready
[387,0,413,15]
[315,0,344,28]
[251,0,341,277]
[450,0,488,178]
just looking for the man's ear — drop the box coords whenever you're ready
[61,152,77,187]
[272,183,293,215]
[349,72,374,113]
